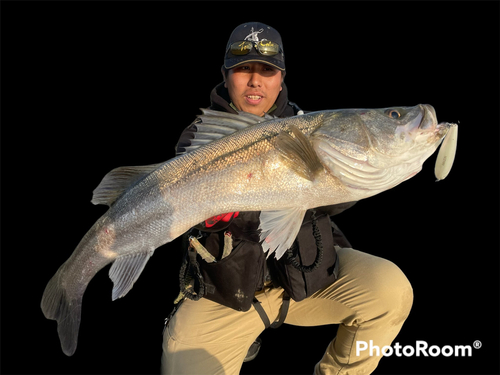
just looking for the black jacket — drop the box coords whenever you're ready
[176,82,355,310]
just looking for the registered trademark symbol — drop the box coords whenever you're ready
[473,340,482,349]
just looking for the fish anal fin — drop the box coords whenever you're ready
[259,207,306,260]
[276,126,324,181]
[92,163,161,206]
[108,250,154,301]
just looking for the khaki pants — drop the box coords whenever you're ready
[161,248,413,375]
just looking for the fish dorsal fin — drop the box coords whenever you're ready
[178,108,275,154]
[276,125,324,181]
[259,207,307,260]
[109,250,154,301]
[92,163,162,206]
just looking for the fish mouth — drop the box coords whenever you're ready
[418,104,438,130]
[415,104,450,141]
[393,104,437,142]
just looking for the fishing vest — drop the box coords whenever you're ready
[174,83,355,312]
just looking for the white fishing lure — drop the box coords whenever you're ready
[435,123,458,181]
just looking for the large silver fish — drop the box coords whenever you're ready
[41,104,456,356]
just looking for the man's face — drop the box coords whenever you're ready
[224,62,283,117]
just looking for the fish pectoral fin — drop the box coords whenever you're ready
[92,163,162,206]
[259,207,306,260]
[109,250,154,301]
[276,126,324,181]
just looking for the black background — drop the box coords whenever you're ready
[2,2,499,375]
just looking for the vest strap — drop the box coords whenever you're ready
[252,292,290,329]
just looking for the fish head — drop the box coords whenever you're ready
[312,104,451,191]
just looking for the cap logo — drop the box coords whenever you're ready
[244,27,264,42]
[225,24,285,71]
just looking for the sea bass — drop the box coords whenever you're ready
[41,104,456,356]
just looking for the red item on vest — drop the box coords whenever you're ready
[204,212,240,228]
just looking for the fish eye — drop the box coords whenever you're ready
[385,109,401,119]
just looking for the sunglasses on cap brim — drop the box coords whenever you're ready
[227,40,282,56]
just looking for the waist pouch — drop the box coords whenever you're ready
[179,210,339,311]
[179,233,266,312]
[268,210,339,301]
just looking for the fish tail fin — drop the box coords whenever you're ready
[41,266,84,356]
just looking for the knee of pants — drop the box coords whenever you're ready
[365,257,414,326]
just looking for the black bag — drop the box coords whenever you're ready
[179,232,266,312]
[267,209,339,301]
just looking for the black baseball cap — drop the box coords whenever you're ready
[224,22,285,71]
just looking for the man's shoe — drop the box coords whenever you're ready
[243,337,262,362]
